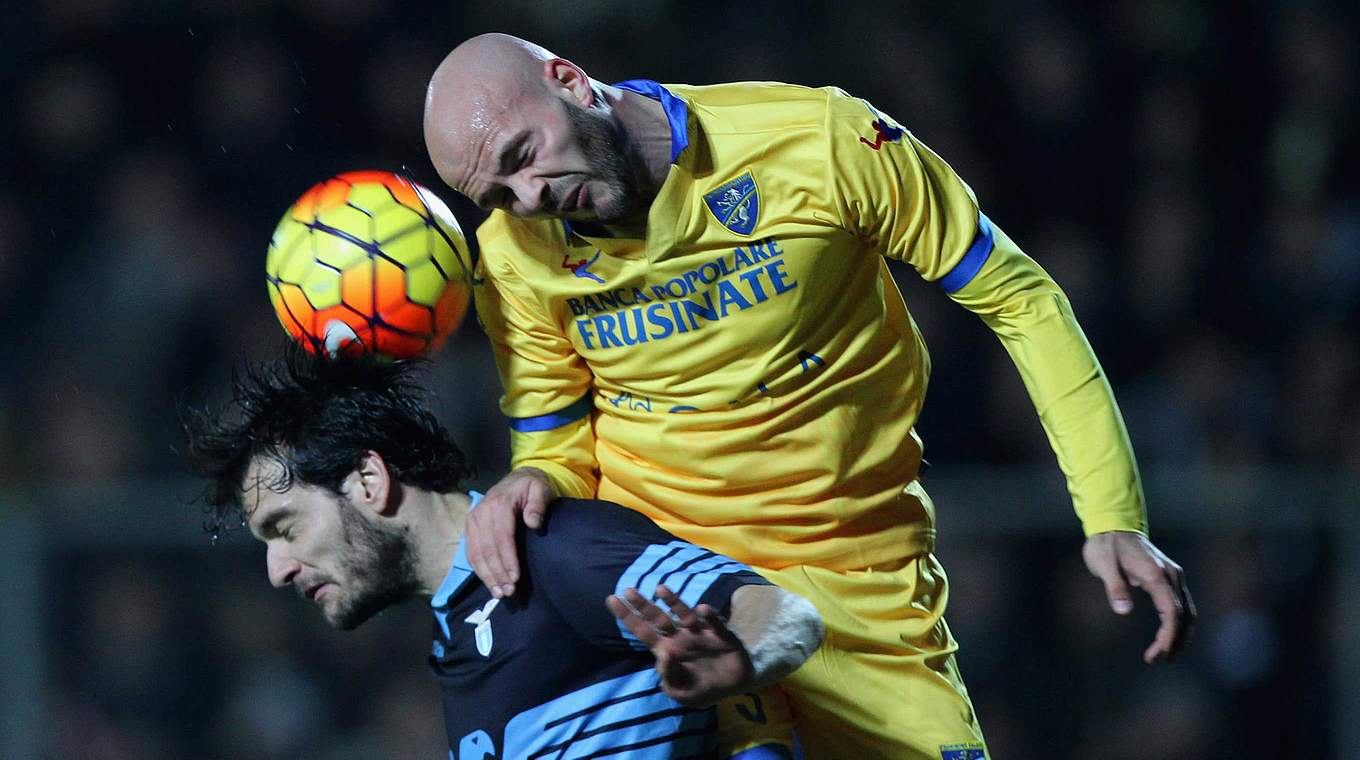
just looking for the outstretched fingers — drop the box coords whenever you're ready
[653,585,701,630]
[623,587,682,636]
[606,593,660,647]
[465,506,515,599]
[606,585,713,647]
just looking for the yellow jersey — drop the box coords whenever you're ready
[474,80,1146,571]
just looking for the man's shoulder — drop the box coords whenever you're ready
[518,499,676,570]
[667,80,840,110]
[476,212,572,268]
[669,81,855,134]
[531,498,666,544]
[514,499,679,606]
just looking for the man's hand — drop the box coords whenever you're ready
[466,467,554,598]
[1083,531,1196,664]
[606,585,754,708]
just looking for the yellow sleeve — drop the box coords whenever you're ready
[823,88,982,279]
[474,216,599,498]
[949,224,1147,536]
[825,91,1148,536]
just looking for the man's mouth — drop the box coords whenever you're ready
[562,183,588,215]
[304,582,329,602]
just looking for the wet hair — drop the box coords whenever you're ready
[182,346,474,536]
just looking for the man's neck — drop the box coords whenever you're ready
[609,87,672,194]
[574,85,671,238]
[413,490,473,598]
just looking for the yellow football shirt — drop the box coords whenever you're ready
[474,80,1146,571]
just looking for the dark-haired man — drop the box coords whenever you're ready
[423,32,1195,758]
[184,351,822,758]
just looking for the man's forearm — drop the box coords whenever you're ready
[510,421,600,498]
[948,221,1148,535]
[727,585,824,690]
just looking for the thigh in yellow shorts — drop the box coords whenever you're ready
[760,553,988,760]
[717,687,797,758]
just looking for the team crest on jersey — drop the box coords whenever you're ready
[703,171,760,235]
[939,742,987,760]
[464,598,500,657]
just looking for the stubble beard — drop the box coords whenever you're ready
[565,103,649,225]
[325,495,421,631]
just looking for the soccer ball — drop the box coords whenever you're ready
[265,170,473,359]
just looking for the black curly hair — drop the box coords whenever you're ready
[182,345,474,536]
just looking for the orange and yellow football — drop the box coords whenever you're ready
[265,170,472,359]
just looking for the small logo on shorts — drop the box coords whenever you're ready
[940,743,987,760]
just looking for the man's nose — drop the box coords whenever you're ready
[511,175,551,215]
[266,542,301,589]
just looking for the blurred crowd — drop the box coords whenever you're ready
[3,0,1356,758]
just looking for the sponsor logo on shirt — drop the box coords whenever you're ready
[859,117,904,150]
[565,237,798,350]
[703,171,760,235]
[858,99,905,150]
[561,251,606,284]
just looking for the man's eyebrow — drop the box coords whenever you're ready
[495,130,530,176]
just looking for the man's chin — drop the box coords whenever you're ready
[322,604,365,630]
[325,607,374,631]
[569,184,643,226]
[322,593,396,631]
[329,615,364,631]
[585,203,645,228]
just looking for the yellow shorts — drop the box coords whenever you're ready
[754,553,988,759]
[717,687,797,757]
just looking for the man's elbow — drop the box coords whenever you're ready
[781,591,824,664]
[735,586,825,690]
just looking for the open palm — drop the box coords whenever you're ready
[606,585,754,707]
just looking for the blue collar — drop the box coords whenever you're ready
[612,79,689,162]
[430,491,483,608]
[562,80,689,241]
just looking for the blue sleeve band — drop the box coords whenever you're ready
[938,212,995,294]
[507,394,593,433]
[731,743,794,759]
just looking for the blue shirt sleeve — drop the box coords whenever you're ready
[521,498,772,652]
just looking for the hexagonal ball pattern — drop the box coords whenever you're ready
[371,201,427,246]
[300,265,343,310]
[373,256,409,314]
[405,258,447,307]
[315,203,374,244]
[267,170,473,358]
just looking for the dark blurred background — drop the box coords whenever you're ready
[1,1,1357,758]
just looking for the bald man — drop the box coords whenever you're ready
[424,33,1194,759]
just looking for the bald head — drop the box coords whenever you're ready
[423,34,667,225]
[425,35,576,191]
[427,35,555,123]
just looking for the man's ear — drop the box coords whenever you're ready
[346,450,394,516]
[542,57,594,107]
